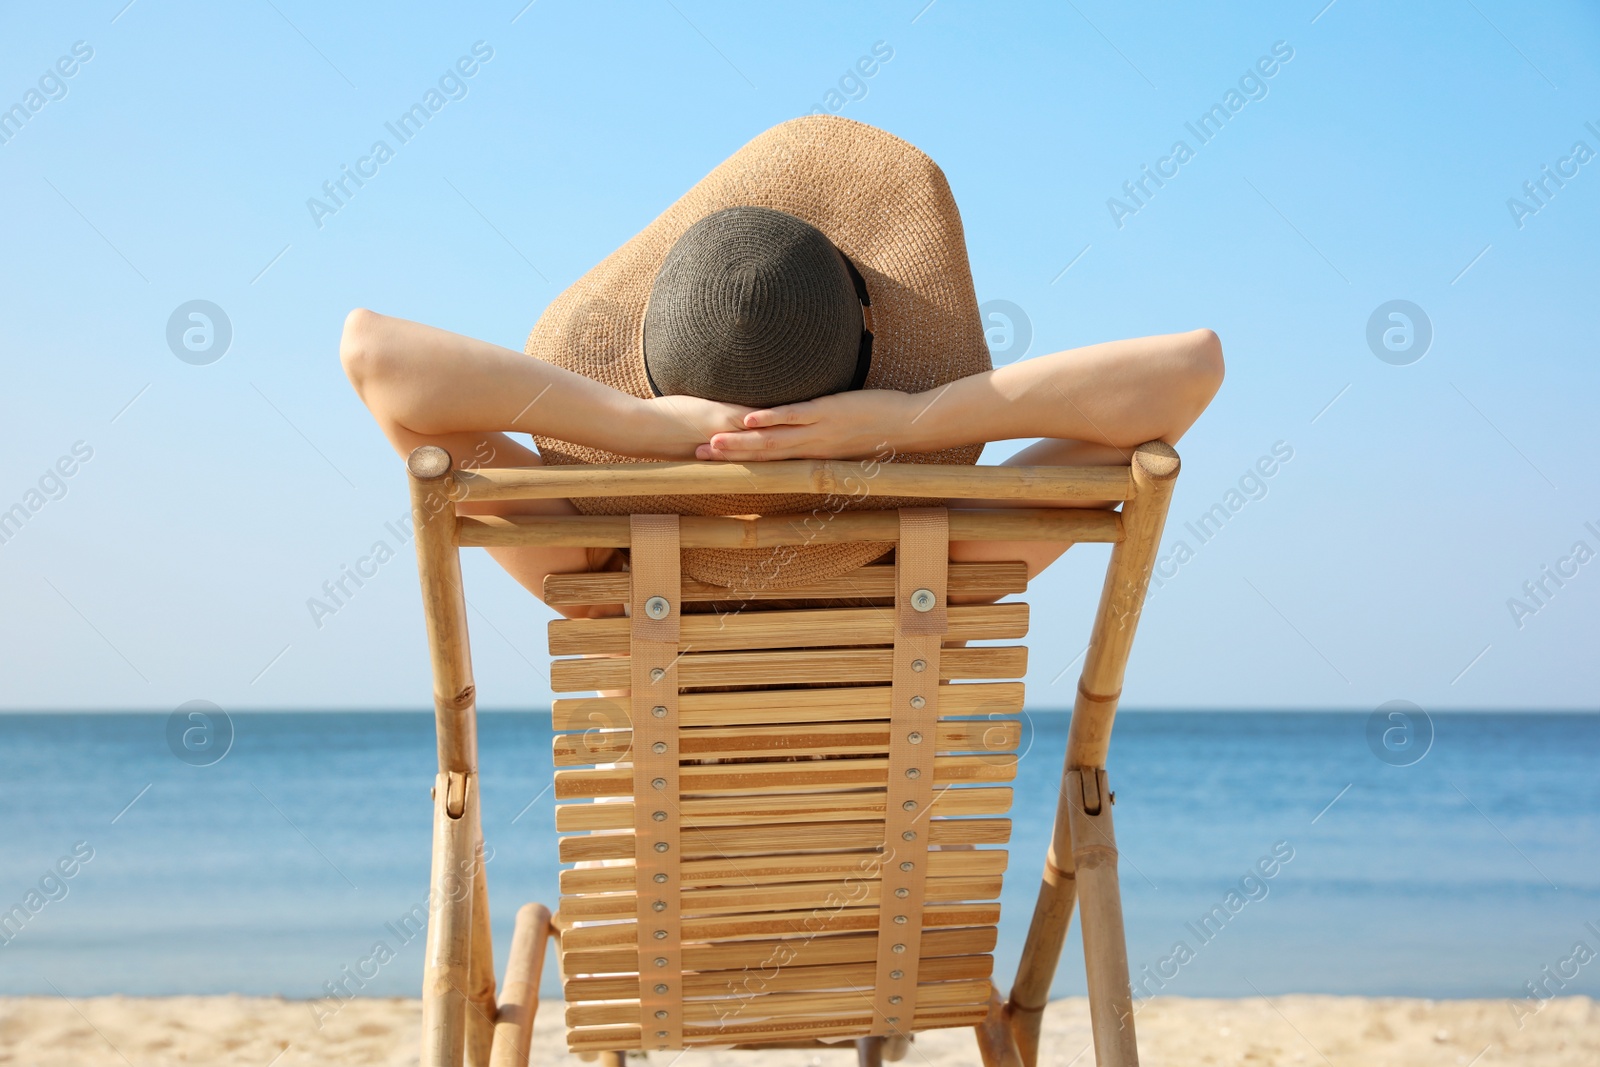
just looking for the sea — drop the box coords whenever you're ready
[2,711,1596,1004]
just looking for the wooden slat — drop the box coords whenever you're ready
[460,508,1120,549]
[555,753,1017,801]
[553,720,1020,766]
[548,602,1028,656]
[558,873,1003,922]
[454,460,1132,504]
[563,953,991,1003]
[568,1004,991,1052]
[543,561,1028,607]
[559,924,997,978]
[560,902,1001,952]
[559,820,1010,863]
[556,785,1013,832]
[551,645,1027,692]
[567,978,992,1027]
[558,847,1008,895]
[551,682,1024,730]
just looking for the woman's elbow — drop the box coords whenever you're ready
[1186,328,1225,408]
[339,308,384,398]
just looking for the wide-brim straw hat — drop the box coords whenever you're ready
[526,115,989,591]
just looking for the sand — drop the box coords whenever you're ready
[1,994,1594,1065]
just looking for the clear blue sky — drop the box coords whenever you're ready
[2,0,1596,712]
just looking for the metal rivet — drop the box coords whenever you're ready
[653,810,667,822]
[900,861,914,872]
[655,983,669,994]
[649,667,666,682]
[652,705,668,718]
[645,596,671,620]
[654,841,669,853]
[905,767,920,779]
[652,900,666,912]
[893,914,908,925]
[654,929,668,940]
[654,957,668,967]
[654,872,668,884]
[902,800,917,811]
[889,995,903,1005]
[887,1015,901,1024]
[655,1009,669,1019]
[902,831,916,841]
[895,887,909,898]
[891,943,906,954]
[652,778,667,790]
[907,730,923,744]
[910,588,935,612]
[911,659,926,672]
[909,696,925,710]
[656,1030,668,1038]
[890,969,904,980]
[652,741,667,754]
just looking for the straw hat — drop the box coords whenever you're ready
[525,115,989,591]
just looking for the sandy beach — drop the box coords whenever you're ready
[2,994,1593,1066]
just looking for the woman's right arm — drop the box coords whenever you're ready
[338,308,750,459]
[337,309,751,618]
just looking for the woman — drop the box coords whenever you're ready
[340,117,1222,615]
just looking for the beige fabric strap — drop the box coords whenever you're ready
[870,507,949,1037]
[629,515,683,1051]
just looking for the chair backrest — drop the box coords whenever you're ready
[404,451,1175,1062]
[550,530,1027,1051]
[512,462,1119,1052]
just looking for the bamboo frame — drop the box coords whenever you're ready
[489,904,551,1067]
[1005,441,1178,1067]
[404,444,1177,1067]
[409,447,496,1067]
[451,459,1132,503]
[459,507,1119,550]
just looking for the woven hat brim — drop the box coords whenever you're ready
[525,115,990,591]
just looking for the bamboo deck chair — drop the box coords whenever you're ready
[403,440,1178,1067]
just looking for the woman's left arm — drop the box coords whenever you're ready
[696,328,1224,461]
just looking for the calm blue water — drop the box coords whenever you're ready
[1,711,1596,1001]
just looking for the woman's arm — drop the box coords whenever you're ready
[340,308,754,459]
[695,328,1225,461]
[338,309,754,618]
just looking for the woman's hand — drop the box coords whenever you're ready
[636,394,757,459]
[695,389,920,461]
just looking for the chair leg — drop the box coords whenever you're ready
[1066,768,1139,1067]
[974,985,1022,1067]
[467,810,497,1067]
[421,772,477,1067]
[489,903,553,1067]
[883,1033,911,1062]
[972,985,1024,1067]
[597,1053,626,1067]
[855,1036,884,1067]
